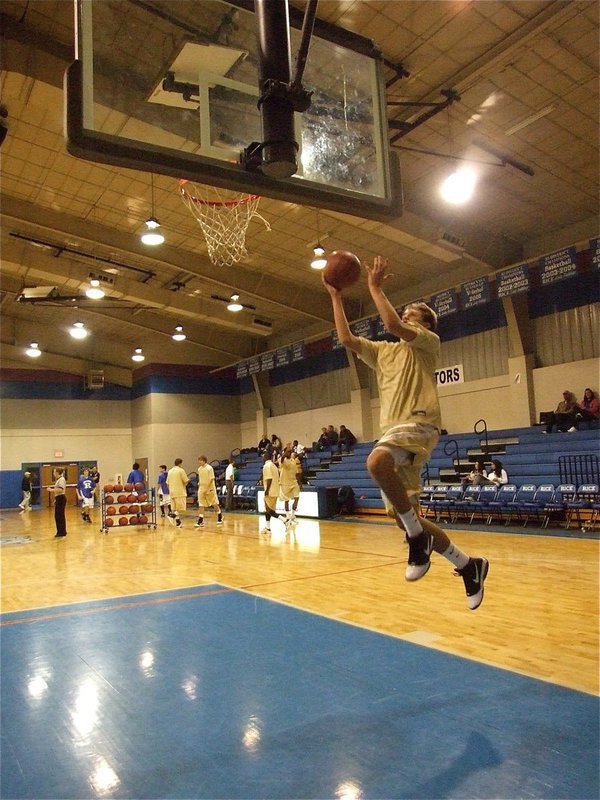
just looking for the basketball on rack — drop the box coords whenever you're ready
[142,503,153,513]
[128,504,140,514]
[104,484,114,493]
[117,494,127,503]
[105,518,114,528]
[124,483,133,492]
[129,517,138,525]
[138,515,148,525]
[118,516,128,526]
[106,506,116,516]
[113,484,123,492]
[137,493,147,502]
[119,505,129,515]
[323,251,361,290]
[105,495,115,504]
[134,482,144,491]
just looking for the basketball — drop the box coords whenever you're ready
[128,504,140,514]
[142,503,153,513]
[127,493,137,503]
[106,506,116,516]
[124,483,133,492]
[105,518,114,527]
[138,515,148,525]
[117,494,127,503]
[105,494,115,504]
[323,250,361,290]
[103,484,114,493]
[113,484,123,492]
[119,505,129,515]
[137,493,147,502]
[118,516,128,526]
[134,482,144,491]
[129,517,138,525]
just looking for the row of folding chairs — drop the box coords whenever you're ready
[219,484,258,510]
[419,483,600,529]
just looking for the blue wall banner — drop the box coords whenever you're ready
[291,342,305,362]
[350,318,374,339]
[275,347,291,367]
[431,289,458,317]
[331,329,343,349]
[236,361,248,379]
[460,277,490,310]
[497,263,530,297]
[539,246,577,285]
[248,358,260,375]
[260,352,275,372]
[590,238,600,269]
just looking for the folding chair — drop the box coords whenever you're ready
[542,484,577,529]
[566,485,600,530]
[487,484,518,525]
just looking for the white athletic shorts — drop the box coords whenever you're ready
[373,423,440,513]
[81,496,94,509]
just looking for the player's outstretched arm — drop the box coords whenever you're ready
[322,274,361,353]
[366,256,417,341]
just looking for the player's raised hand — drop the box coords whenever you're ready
[365,255,393,289]
[321,272,340,296]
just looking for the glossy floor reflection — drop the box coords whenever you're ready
[2,585,598,800]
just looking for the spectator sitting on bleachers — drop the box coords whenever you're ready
[270,434,283,458]
[338,425,357,453]
[326,425,338,446]
[461,459,487,489]
[474,459,508,487]
[292,439,305,457]
[258,435,271,456]
[543,390,578,433]
[316,427,329,451]
[574,388,599,428]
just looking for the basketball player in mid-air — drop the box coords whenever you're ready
[323,255,489,609]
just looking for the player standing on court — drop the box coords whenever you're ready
[157,464,170,518]
[194,456,224,529]
[323,255,489,609]
[77,467,95,524]
[261,452,290,534]
[166,458,188,528]
[279,444,302,524]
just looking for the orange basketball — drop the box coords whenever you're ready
[126,493,135,503]
[138,515,148,524]
[118,516,128,526]
[134,482,144,491]
[124,483,133,491]
[117,494,127,503]
[323,250,361,290]
[106,506,116,516]
[128,504,140,514]
[142,503,153,513]
[119,505,129,515]
[105,518,114,527]
[105,494,115,504]
[137,493,148,502]
[113,484,123,492]
[129,517,138,525]
[104,484,114,493]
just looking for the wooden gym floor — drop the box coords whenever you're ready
[1,506,598,798]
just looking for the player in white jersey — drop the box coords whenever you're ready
[279,445,302,523]
[77,468,95,523]
[194,456,223,528]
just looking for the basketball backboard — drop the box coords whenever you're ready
[65,0,400,220]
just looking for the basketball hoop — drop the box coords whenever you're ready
[179,179,270,267]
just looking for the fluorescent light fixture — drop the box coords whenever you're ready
[172,325,186,341]
[85,279,105,299]
[25,342,42,358]
[505,105,555,136]
[69,321,88,339]
[227,294,243,312]
[131,347,145,362]
[440,167,477,205]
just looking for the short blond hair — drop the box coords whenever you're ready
[406,302,438,332]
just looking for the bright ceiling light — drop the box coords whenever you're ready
[25,342,42,358]
[85,279,105,299]
[172,325,186,341]
[311,248,327,270]
[140,217,165,246]
[69,321,88,339]
[440,167,477,205]
[227,294,243,312]
[131,347,145,362]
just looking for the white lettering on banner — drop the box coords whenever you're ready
[435,364,464,385]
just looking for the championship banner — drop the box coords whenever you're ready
[539,246,577,285]
[350,318,374,339]
[590,238,600,269]
[275,347,291,367]
[236,361,248,379]
[435,364,464,386]
[431,289,458,317]
[247,357,260,375]
[291,342,305,362]
[496,263,530,297]
[460,277,490,310]
[260,352,275,372]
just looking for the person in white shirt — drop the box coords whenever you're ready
[48,467,67,538]
[224,458,236,511]
[475,459,508,487]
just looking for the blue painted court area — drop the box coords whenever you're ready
[1,586,598,800]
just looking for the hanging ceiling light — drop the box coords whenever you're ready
[131,347,145,362]
[227,293,243,312]
[85,278,105,299]
[172,325,186,341]
[440,166,477,205]
[69,321,88,339]
[25,342,42,358]
[310,210,327,269]
[141,174,165,245]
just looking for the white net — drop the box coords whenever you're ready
[179,180,270,267]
